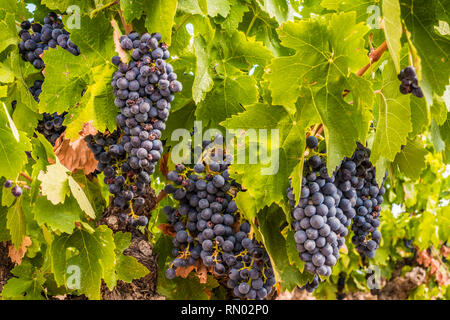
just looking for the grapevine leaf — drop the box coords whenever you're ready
[220,0,249,32]
[37,161,70,205]
[257,0,292,24]
[40,47,89,114]
[1,263,46,300]
[401,0,450,98]
[394,138,428,180]
[6,198,26,249]
[67,176,96,219]
[51,225,116,300]
[0,128,31,179]
[192,36,214,104]
[371,59,411,164]
[196,75,258,126]
[114,232,149,283]
[206,0,231,18]
[410,95,429,136]
[64,64,116,139]
[144,0,178,45]
[264,12,369,113]
[0,12,17,53]
[120,0,145,22]
[383,0,402,73]
[258,204,302,291]
[33,196,83,234]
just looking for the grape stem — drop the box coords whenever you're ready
[355,41,388,77]
[90,0,119,18]
[20,172,33,183]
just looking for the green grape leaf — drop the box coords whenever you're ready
[68,176,96,219]
[64,64,116,139]
[383,0,402,73]
[37,161,70,205]
[1,263,46,300]
[320,0,378,23]
[401,0,450,98]
[7,198,26,249]
[206,0,231,18]
[144,0,178,45]
[0,12,17,53]
[264,12,369,112]
[220,0,249,32]
[196,75,258,126]
[33,196,83,234]
[40,47,89,114]
[192,36,214,104]
[120,0,145,22]
[258,205,302,291]
[0,128,31,179]
[257,0,292,24]
[394,138,428,180]
[114,232,149,283]
[51,225,116,300]
[430,95,448,126]
[222,102,319,211]
[410,95,429,136]
[371,59,411,164]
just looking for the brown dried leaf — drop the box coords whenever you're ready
[417,249,432,267]
[8,236,32,264]
[440,245,450,258]
[111,19,129,63]
[175,265,195,278]
[53,123,98,174]
[157,223,176,237]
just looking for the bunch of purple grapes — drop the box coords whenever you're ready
[86,31,181,226]
[398,66,423,98]
[163,137,276,300]
[3,180,23,197]
[18,12,80,69]
[287,153,351,279]
[336,143,385,259]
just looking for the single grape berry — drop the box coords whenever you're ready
[11,185,23,197]
[306,136,319,149]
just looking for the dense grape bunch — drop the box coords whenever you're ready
[35,112,68,146]
[86,31,182,226]
[287,154,351,280]
[335,143,385,259]
[18,12,80,69]
[163,137,276,300]
[398,66,423,98]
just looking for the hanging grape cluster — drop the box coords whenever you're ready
[163,136,276,300]
[398,66,423,98]
[17,13,79,146]
[337,143,385,259]
[18,12,80,69]
[86,31,182,226]
[287,136,386,292]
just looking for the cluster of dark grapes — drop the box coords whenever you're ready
[3,180,23,197]
[287,154,351,279]
[85,130,149,227]
[337,143,384,259]
[18,12,80,69]
[85,31,181,226]
[35,112,68,146]
[288,135,387,292]
[163,137,276,300]
[398,66,423,98]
